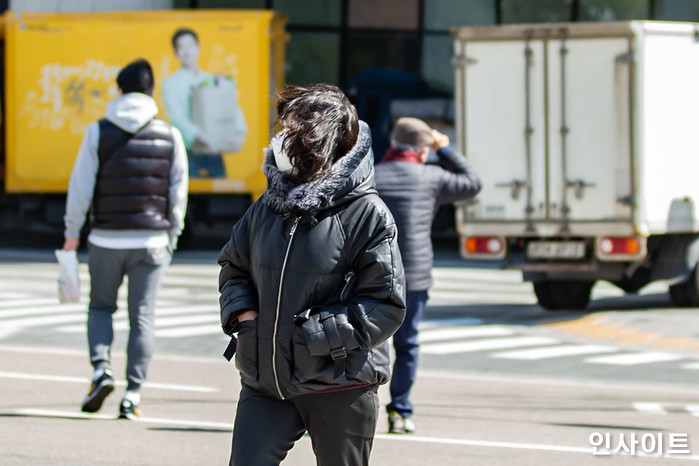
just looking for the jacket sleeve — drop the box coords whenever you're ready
[299,199,406,356]
[434,146,482,206]
[218,207,260,335]
[64,122,100,239]
[167,127,189,250]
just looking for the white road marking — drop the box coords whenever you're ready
[632,402,668,414]
[12,409,232,429]
[155,325,223,338]
[585,352,685,366]
[0,297,62,309]
[419,326,514,343]
[419,317,485,328]
[373,434,699,460]
[681,362,699,370]
[0,371,218,392]
[13,409,699,460]
[420,336,559,355]
[491,345,618,360]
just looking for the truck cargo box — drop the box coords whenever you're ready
[451,22,699,310]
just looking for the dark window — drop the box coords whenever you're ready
[344,32,421,78]
[501,0,574,23]
[424,0,496,31]
[578,0,650,21]
[274,0,342,26]
[286,32,341,85]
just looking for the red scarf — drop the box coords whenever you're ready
[381,148,423,164]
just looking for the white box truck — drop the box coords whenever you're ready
[451,21,699,310]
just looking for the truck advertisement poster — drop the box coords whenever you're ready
[5,11,285,196]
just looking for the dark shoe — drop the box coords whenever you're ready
[118,398,141,420]
[81,369,115,413]
[388,411,415,434]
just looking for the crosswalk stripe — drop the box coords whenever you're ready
[584,352,685,366]
[155,325,226,338]
[0,303,86,319]
[0,297,62,309]
[632,402,667,414]
[419,318,485,328]
[491,345,618,360]
[53,305,220,333]
[0,292,32,299]
[681,362,699,370]
[0,313,87,327]
[419,326,513,343]
[420,336,559,355]
[685,405,699,417]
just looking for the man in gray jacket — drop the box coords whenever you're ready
[375,117,481,433]
[62,59,188,419]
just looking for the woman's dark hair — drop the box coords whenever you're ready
[116,59,154,96]
[171,28,199,49]
[275,84,359,183]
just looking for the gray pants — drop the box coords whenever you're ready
[87,244,171,391]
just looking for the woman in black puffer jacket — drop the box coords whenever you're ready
[218,84,406,466]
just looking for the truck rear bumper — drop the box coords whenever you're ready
[458,220,637,238]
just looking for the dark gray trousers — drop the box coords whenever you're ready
[87,244,171,391]
[231,383,379,466]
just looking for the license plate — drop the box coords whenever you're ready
[527,241,586,259]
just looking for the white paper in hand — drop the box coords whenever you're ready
[55,249,80,303]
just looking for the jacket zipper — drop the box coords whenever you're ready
[272,216,300,400]
[340,271,355,303]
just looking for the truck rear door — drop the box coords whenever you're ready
[456,25,635,230]
[546,35,634,223]
[461,39,547,224]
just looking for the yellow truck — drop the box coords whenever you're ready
[1,9,287,230]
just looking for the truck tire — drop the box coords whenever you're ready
[533,280,594,311]
[668,269,699,307]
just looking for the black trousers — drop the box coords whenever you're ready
[230,383,379,466]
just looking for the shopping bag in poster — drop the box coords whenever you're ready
[191,84,247,154]
[55,249,80,303]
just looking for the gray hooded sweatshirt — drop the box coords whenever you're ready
[64,93,188,249]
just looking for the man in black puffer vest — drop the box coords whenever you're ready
[62,59,188,420]
[376,117,481,434]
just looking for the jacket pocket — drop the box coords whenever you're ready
[292,325,339,385]
[235,320,259,380]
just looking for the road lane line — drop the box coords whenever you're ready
[12,409,232,429]
[686,405,699,417]
[0,297,61,309]
[420,336,559,355]
[11,409,699,460]
[155,325,223,338]
[419,318,485,328]
[372,434,699,460]
[418,326,514,343]
[682,362,699,370]
[491,345,618,360]
[0,371,218,392]
[632,402,668,414]
[585,352,685,366]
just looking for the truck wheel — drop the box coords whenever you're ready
[533,280,594,311]
[668,269,699,307]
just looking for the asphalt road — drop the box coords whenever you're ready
[1,245,699,464]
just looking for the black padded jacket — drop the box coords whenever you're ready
[218,122,406,400]
[375,147,482,292]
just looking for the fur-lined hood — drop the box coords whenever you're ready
[262,121,376,224]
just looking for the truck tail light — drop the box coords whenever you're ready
[463,236,505,256]
[596,236,646,261]
[599,237,640,255]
